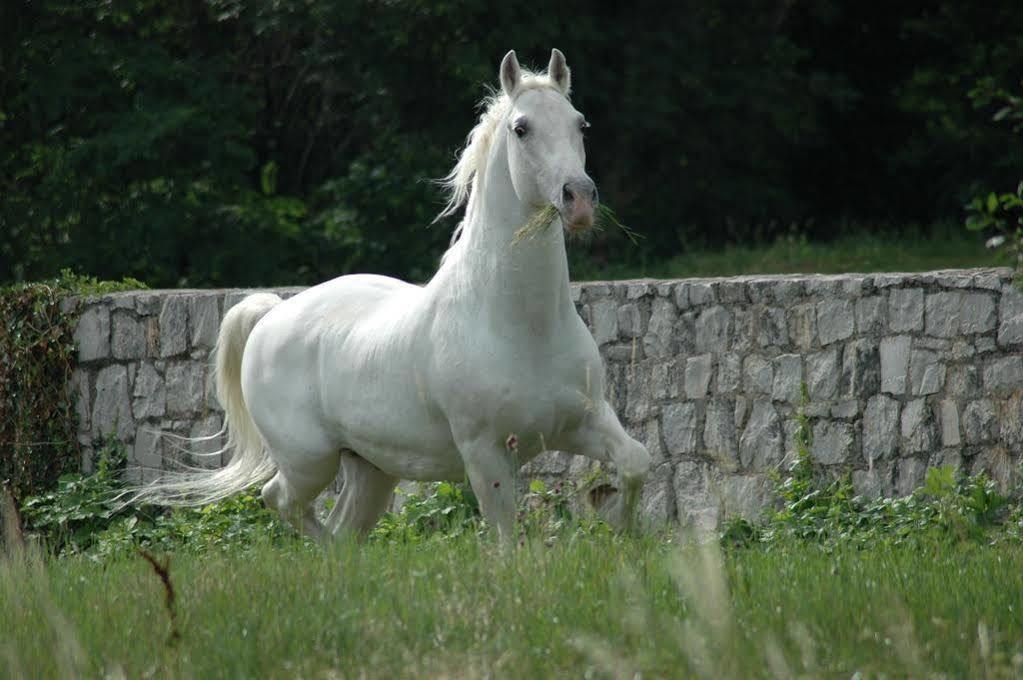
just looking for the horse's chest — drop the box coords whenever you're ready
[483,352,599,443]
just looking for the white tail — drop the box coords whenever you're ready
[129,293,282,506]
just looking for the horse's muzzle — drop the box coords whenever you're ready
[559,178,598,233]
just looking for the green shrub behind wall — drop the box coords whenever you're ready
[0,272,144,499]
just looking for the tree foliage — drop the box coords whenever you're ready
[2,1,1022,286]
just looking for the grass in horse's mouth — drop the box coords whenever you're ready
[512,204,560,244]
[512,204,642,245]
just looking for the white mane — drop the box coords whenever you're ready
[436,69,569,251]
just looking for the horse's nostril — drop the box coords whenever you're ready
[591,187,598,203]
[562,184,573,204]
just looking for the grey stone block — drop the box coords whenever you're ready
[663,402,699,456]
[960,293,997,334]
[165,362,206,416]
[717,280,747,304]
[739,401,783,470]
[976,336,997,354]
[74,305,110,362]
[950,340,976,361]
[674,460,719,532]
[695,305,731,352]
[983,356,1023,392]
[806,348,839,401]
[1000,393,1023,448]
[940,400,960,447]
[717,353,742,393]
[853,463,894,500]
[134,292,164,316]
[522,450,571,477]
[719,474,775,522]
[625,367,651,422]
[962,400,998,444]
[909,349,946,396]
[626,282,650,300]
[930,448,963,471]
[189,295,221,350]
[689,282,715,305]
[787,303,817,350]
[812,420,855,465]
[946,365,981,398]
[672,283,689,309]
[111,312,146,360]
[970,447,1018,493]
[754,306,788,347]
[772,354,803,403]
[772,279,804,305]
[863,395,900,461]
[643,298,678,358]
[816,299,855,346]
[639,463,675,526]
[924,292,963,337]
[889,288,924,332]
[734,397,749,430]
[589,299,619,345]
[731,308,755,352]
[703,398,738,466]
[840,339,880,398]
[880,335,911,394]
[901,398,936,454]
[159,296,189,357]
[189,412,226,463]
[617,303,644,338]
[743,355,773,394]
[874,273,907,289]
[133,427,164,470]
[648,360,670,401]
[831,400,859,419]
[998,290,1023,346]
[132,362,166,420]
[71,370,91,433]
[896,457,928,496]
[684,354,713,398]
[746,279,775,305]
[855,295,887,335]
[92,365,132,441]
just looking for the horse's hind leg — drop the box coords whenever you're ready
[261,453,341,540]
[324,452,398,540]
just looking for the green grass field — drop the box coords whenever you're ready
[4,534,1022,678]
[571,226,998,280]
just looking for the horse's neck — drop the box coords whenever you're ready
[444,146,574,334]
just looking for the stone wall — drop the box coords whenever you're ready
[67,269,1023,529]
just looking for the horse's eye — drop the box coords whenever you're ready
[513,124,528,138]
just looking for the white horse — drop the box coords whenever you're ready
[137,49,651,541]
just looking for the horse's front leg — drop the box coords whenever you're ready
[564,400,652,530]
[454,433,517,543]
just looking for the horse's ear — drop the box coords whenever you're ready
[548,48,571,95]
[500,50,521,97]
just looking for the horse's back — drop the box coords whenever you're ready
[238,273,455,473]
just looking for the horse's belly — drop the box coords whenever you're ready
[322,361,464,481]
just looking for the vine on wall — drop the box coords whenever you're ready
[0,272,144,498]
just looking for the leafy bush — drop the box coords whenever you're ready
[965,80,1023,283]
[759,458,1012,549]
[0,271,145,498]
[20,443,296,557]
[369,481,483,544]
[6,3,1023,286]
[722,382,1019,550]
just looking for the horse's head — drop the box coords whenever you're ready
[500,49,598,234]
